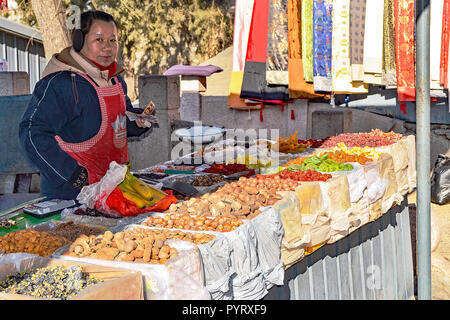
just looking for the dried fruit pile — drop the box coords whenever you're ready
[319,129,403,148]
[203,163,253,176]
[320,150,372,165]
[142,228,216,244]
[141,214,243,233]
[331,142,381,160]
[0,229,70,257]
[298,138,328,148]
[269,169,332,182]
[190,174,226,187]
[284,154,354,172]
[0,265,102,300]
[64,229,178,264]
[167,175,301,219]
[45,221,107,242]
[269,131,309,154]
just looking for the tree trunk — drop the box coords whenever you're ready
[30,0,71,61]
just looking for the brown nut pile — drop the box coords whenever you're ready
[142,213,243,232]
[0,229,70,257]
[166,176,298,219]
[145,228,216,245]
[190,175,226,187]
[45,221,107,242]
[64,228,178,264]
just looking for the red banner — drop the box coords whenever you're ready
[441,0,449,88]
[394,0,416,102]
[0,0,7,11]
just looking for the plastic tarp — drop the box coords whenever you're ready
[372,153,403,220]
[375,139,410,196]
[273,191,306,269]
[350,188,371,228]
[332,162,367,203]
[197,206,284,300]
[403,135,417,192]
[362,160,388,205]
[318,174,358,243]
[294,182,330,247]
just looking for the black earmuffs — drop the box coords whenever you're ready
[72,29,85,52]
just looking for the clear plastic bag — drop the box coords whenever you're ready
[76,161,127,218]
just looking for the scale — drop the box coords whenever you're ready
[23,199,76,218]
[173,125,227,165]
[173,125,226,145]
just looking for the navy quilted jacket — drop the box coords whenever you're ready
[19,70,150,200]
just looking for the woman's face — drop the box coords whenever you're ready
[80,19,118,67]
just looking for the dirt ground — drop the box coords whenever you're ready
[408,191,450,300]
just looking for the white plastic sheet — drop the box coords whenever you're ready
[332,162,367,203]
[197,206,284,300]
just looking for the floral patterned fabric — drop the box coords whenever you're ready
[394,0,415,101]
[302,0,314,83]
[382,0,397,88]
[266,0,289,85]
[288,0,325,98]
[331,0,368,93]
[349,0,366,82]
[313,0,333,92]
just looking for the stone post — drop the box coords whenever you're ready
[311,109,353,139]
[179,75,207,122]
[127,75,180,170]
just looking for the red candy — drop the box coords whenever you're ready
[319,129,403,148]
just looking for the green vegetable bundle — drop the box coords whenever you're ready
[288,154,354,173]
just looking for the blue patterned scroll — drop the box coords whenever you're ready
[312,0,333,92]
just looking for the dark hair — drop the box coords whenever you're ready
[72,10,119,51]
[79,10,118,35]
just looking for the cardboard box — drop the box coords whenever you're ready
[0,258,144,300]
[0,72,30,96]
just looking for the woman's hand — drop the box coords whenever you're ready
[135,118,148,128]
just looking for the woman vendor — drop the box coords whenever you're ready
[19,10,153,200]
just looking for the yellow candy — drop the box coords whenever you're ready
[335,143,380,160]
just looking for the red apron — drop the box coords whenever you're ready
[55,72,129,184]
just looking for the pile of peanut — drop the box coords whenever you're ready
[45,221,107,242]
[64,228,178,264]
[0,229,70,257]
[166,176,293,218]
[141,228,216,244]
